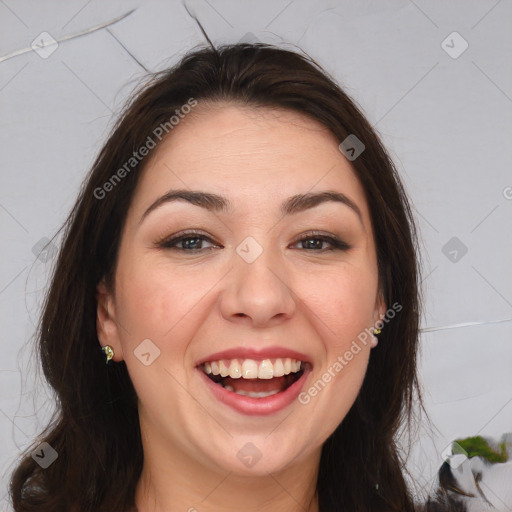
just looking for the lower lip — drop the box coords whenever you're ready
[197,367,311,416]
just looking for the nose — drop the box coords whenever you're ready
[219,243,296,328]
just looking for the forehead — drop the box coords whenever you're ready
[133,104,369,220]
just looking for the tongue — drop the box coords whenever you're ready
[223,376,288,393]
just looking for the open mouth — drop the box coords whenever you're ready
[199,358,310,398]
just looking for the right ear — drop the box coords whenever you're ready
[96,279,124,361]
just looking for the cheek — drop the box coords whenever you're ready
[115,259,214,340]
[113,262,210,408]
[296,264,378,348]
[294,268,376,432]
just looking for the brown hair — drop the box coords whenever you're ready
[9,43,423,511]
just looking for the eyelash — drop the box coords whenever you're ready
[156,230,352,253]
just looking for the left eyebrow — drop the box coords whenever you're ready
[139,189,363,227]
[281,191,363,226]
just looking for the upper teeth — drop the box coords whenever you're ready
[202,358,302,379]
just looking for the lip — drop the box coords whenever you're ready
[194,345,312,367]
[197,364,312,416]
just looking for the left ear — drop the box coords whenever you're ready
[373,291,387,326]
[370,292,387,348]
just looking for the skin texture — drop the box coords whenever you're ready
[96,104,386,512]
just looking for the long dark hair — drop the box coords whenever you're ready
[10,43,423,511]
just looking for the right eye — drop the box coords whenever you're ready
[157,231,221,252]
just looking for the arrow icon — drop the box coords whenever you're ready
[441,32,468,59]
[31,442,58,468]
[237,441,262,467]
[134,339,161,366]
[236,236,263,263]
[442,236,468,263]
[339,135,365,161]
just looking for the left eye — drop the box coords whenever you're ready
[291,234,351,251]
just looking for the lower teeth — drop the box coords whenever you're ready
[223,385,280,398]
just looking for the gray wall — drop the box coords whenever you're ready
[1,0,511,506]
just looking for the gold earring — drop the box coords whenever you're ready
[102,345,114,364]
[374,328,381,335]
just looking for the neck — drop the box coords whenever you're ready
[136,470,319,512]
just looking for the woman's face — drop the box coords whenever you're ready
[97,103,386,477]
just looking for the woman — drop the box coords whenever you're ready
[10,42,423,511]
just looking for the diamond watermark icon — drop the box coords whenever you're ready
[236,236,263,263]
[441,441,468,469]
[134,338,161,366]
[441,31,468,59]
[32,237,58,262]
[442,236,468,263]
[237,442,262,468]
[339,134,365,161]
[31,442,58,469]
[31,31,58,59]
[238,32,260,44]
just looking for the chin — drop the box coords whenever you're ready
[206,439,305,478]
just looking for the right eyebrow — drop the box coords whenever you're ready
[139,190,231,225]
